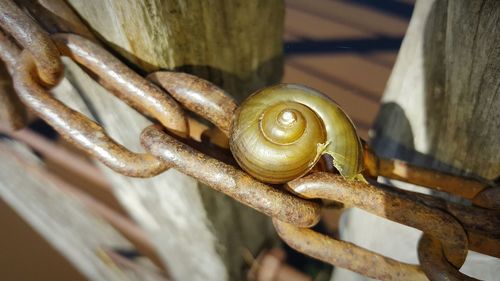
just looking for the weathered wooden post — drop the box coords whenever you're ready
[1,0,285,280]
[58,1,285,280]
[333,0,499,280]
[372,0,499,178]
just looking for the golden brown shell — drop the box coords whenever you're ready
[229,84,364,184]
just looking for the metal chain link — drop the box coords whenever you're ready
[1,1,499,280]
[0,0,62,86]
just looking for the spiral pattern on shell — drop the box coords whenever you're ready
[230,84,364,184]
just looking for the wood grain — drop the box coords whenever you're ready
[372,0,500,179]
[67,0,284,101]
[335,1,499,280]
[58,1,285,280]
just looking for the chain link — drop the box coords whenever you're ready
[285,173,469,267]
[1,1,499,280]
[0,0,62,86]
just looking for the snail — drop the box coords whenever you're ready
[229,84,364,184]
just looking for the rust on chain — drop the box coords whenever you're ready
[15,0,97,40]
[442,205,500,258]
[141,125,321,227]
[148,71,238,137]
[363,146,489,200]
[370,179,500,240]
[51,33,189,137]
[472,186,500,210]
[418,235,478,281]
[374,181,500,258]
[286,172,468,268]
[13,50,169,177]
[0,29,27,130]
[0,0,63,86]
[441,201,500,239]
[2,4,499,279]
[468,232,500,258]
[272,219,427,281]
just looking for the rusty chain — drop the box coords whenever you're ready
[0,1,499,280]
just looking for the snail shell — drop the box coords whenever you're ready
[229,84,364,184]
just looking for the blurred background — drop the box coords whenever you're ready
[282,0,414,140]
[0,0,415,280]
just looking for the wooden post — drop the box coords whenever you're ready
[56,1,284,280]
[333,1,499,280]
[66,0,284,102]
[371,0,499,179]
